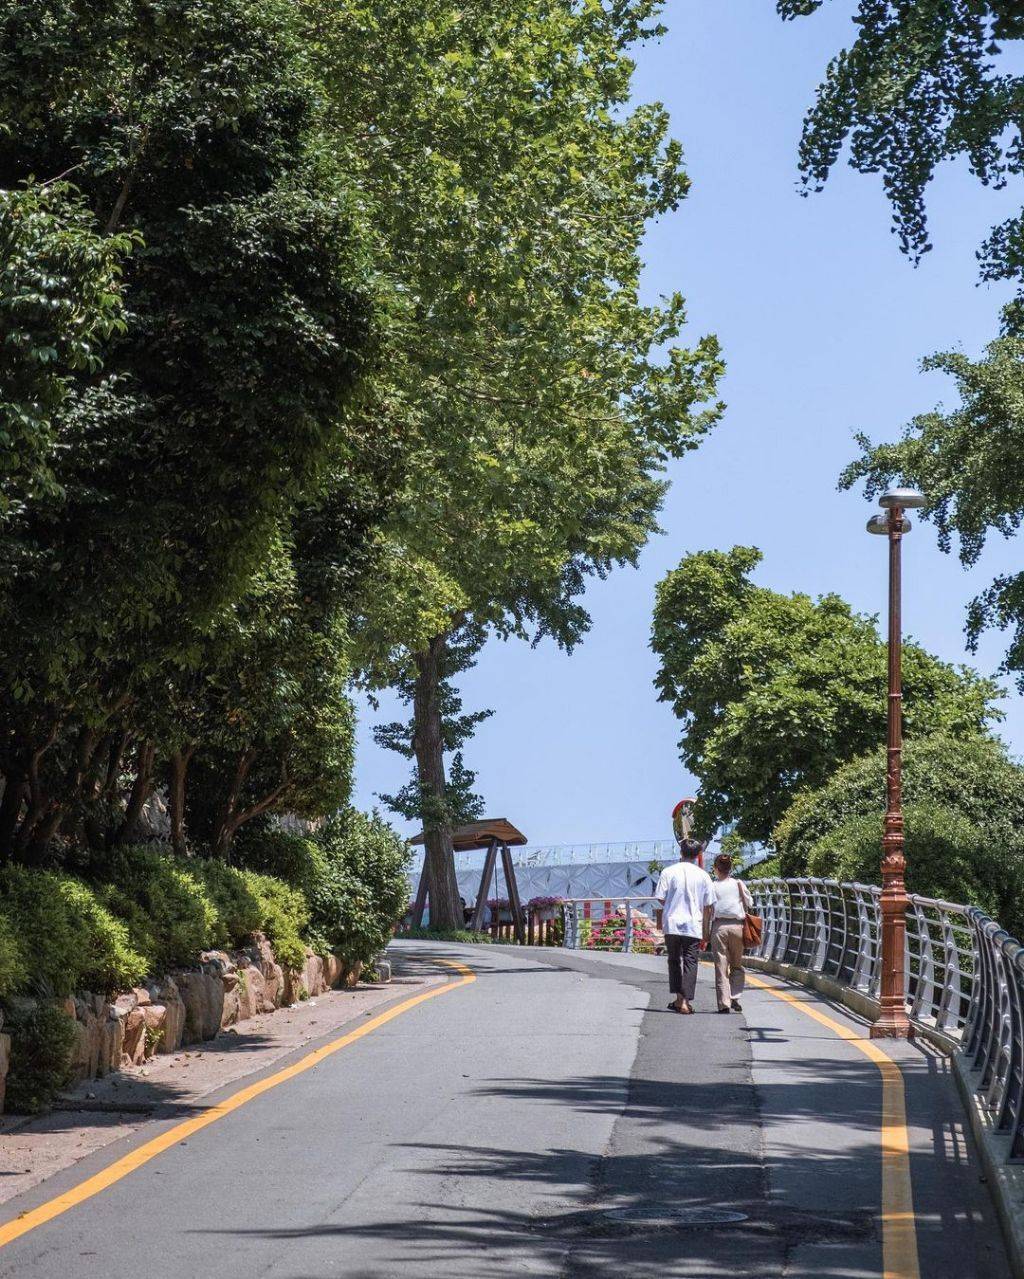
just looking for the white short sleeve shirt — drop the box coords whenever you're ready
[713,876,752,921]
[655,860,715,937]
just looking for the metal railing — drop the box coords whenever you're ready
[749,877,975,1039]
[561,897,662,954]
[747,877,1024,1164]
[961,909,1024,1161]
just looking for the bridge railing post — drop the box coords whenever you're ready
[563,901,579,951]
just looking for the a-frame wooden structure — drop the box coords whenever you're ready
[410,818,528,944]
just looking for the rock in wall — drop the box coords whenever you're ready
[1,934,380,1114]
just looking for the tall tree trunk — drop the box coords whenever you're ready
[23,804,66,864]
[0,775,25,860]
[116,741,156,845]
[211,749,256,860]
[412,632,462,930]
[169,747,193,855]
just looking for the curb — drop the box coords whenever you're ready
[950,1053,1024,1279]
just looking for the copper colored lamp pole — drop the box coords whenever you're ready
[867,487,926,1040]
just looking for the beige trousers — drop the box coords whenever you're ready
[712,921,745,1009]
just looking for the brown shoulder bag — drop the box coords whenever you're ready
[739,881,763,950]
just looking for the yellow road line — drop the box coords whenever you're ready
[0,957,475,1252]
[748,973,920,1279]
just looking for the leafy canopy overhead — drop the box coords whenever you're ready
[0,183,133,521]
[776,1,1024,683]
[0,0,382,859]
[776,0,1024,280]
[651,546,1002,844]
[841,338,1024,683]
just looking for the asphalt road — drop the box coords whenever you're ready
[0,941,1011,1278]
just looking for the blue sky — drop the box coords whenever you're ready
[352,1,1024,846]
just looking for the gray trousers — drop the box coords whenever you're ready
[666,933,701,1000]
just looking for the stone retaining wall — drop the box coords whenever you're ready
[0,935,367,1110]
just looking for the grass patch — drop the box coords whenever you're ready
[400,927,493,945]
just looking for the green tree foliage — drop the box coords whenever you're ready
[774,1,1024,681]
[162,538,357,857]
[773,733,1024,934]
[0,0,381,861]
[842,339,1024,684]
[774,0,1024,276]
[315,0,724,925]
[651,546,1001,843]
[0,182,133,519]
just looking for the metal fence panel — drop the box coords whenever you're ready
[743,879,1024,1164]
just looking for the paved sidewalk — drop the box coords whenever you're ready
[0,963,443,1209]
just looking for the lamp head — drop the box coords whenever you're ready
[879,486,926,510]
[866,512,912,535]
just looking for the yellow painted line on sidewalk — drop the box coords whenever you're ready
[0,958,475,1252]
[748,973,920,1279]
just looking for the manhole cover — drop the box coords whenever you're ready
[601,1206,748,1229]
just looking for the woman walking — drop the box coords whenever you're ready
[709,853,752,1013]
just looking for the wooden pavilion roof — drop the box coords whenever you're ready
[410,818,527,852]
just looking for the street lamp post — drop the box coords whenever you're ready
[866,486,927,1040]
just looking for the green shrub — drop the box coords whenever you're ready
[774,733,1024,935]
[804,803,1000,915]
[90,846,219,973]
[0,865,146,995]
[3,1000,77,1114]
[237,870,309,970]
[0,912,26,997]
[308,809,410,968]
[233,827,326,896]
[192,859,264,948]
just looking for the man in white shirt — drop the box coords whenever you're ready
[655,838,715,1014]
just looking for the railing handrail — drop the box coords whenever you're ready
[554,895,660,903]
[737,876,1024,1168]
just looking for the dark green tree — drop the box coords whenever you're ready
[0,182,134,520]
[0,0,380,859]
[773,733,1024,933]
[651,546,1002,843]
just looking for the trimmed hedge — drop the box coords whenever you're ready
[237,870,308,970]
[3,1000,77,1114]
[237,814,409,970]
[93,846,219,973]
[0,814,407,1003]
[192,858,264,947]
[306,809,410,968]
[0,912,26,998]
[0,865,146,996]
